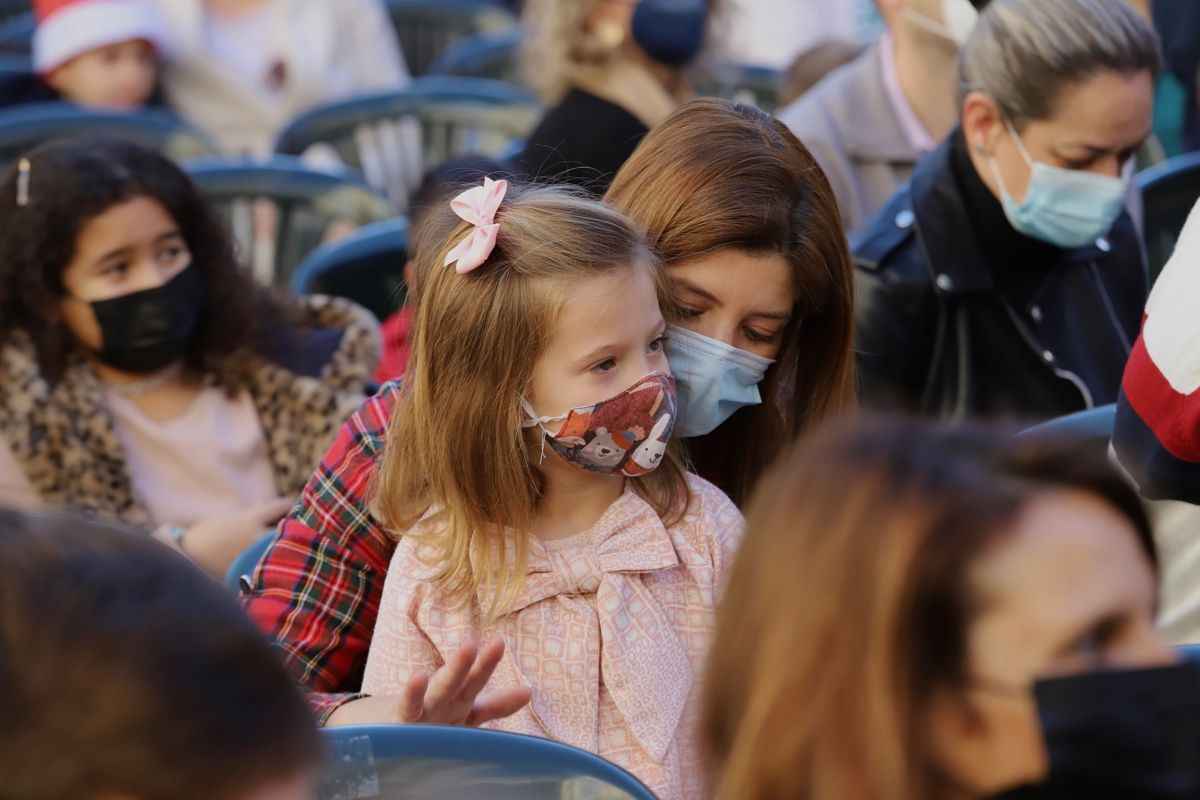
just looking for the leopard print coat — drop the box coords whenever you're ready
[0,295,380,529]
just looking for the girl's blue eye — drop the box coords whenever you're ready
[678,306,703,319]
[591,358,616,374]
[101,262,129,278]
[649,335,666,353]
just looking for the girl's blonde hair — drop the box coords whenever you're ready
[372,184,691,617]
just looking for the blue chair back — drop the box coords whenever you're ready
[0,102,218,166]
[385,0,518,76]
[428,27,523,84]
[1180,643,1200,665]
[0,10,30,55]
[699,62,783,112]
[319,725,658,800]
[274,76,540,207]
[1016,404,1117,462]
[185,155,396,286]
[1137,151,1200,281]
[224,530,277,593]
[291,216,409,321]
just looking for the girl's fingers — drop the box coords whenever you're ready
[400,669,429,723]
[466,686,534,727]
[459,635,507,701]
[424,637,477,716]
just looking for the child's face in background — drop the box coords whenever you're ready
[57,196,191,352]
[527,261,669,420]
[46,40,158,111]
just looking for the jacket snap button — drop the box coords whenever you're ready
[895,209,915,229]
[1096,237,1112,253]
[1042,350,1055,364]
[935,273,954,291]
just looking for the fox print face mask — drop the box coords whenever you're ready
[522,372,677,477]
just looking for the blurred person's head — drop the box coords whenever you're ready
[960,0,1160,248]
[520,0,711,104]
[34,0,168,110]
[606,98,855,506]
[0,136,287,387]
[0,509,320,800]
[703,420,1183,800]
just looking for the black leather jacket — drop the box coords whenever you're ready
[853,130,1147,421]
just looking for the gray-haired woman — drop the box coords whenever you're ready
[854,0,1159,421]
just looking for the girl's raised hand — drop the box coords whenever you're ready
[400,635,532,726]
[325,636,532,728]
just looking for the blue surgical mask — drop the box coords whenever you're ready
[631,0,708,67]
[989,118,1127,249]
[666,324,775,439]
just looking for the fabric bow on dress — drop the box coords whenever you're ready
[482,493,694,762]
[443,177,507,274]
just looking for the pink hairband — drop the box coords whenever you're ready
[443,177,508,274]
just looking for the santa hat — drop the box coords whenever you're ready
[33,0,169,75]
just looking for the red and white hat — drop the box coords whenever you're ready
[33,0,169,75]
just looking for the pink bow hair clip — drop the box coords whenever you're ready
[443,177,508,274]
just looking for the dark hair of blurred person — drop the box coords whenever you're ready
[0,508,320,800]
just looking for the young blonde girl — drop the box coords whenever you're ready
[361,180,743,798]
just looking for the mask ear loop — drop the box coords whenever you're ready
[520,398,565,465]
[16,158,30,208]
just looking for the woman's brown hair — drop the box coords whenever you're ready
[372,183,690,618]
[605,98,856,506]
[0,509,320,800]
[702,419,1156,800]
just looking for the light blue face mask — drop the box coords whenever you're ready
[666,324,775,439]
[989,118,1127,249]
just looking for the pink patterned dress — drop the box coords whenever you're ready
[362,474,744,799]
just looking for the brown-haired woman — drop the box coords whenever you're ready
[704,420,1198,800]
[607,97,856,506]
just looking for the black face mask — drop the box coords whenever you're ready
[988,663,1200,800]
[86,263,207,375]
[630,0,708,68]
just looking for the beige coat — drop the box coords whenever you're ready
[778,44,917,235]
[154,0,410,155]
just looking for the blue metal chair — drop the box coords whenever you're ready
[224,530,277,593]
[291,217,409,321]
[1137,151,1200,281]
[318,725,658,800]
[1016,404,1117,463]
[274,76,540,207]
[185,155,397,287]
[0,102,218,166]
[428,27,523,84]
[700,62,784,112]
[385,0,518,76]
[0,10,30,56]
[0,51,29,79]
[1017,403,1117,441]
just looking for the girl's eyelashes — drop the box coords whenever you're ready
[100,262,129,279]
[744,327,777,344]
[590,357,617,374]
[648,334,667,353]
[677,305,703,319]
